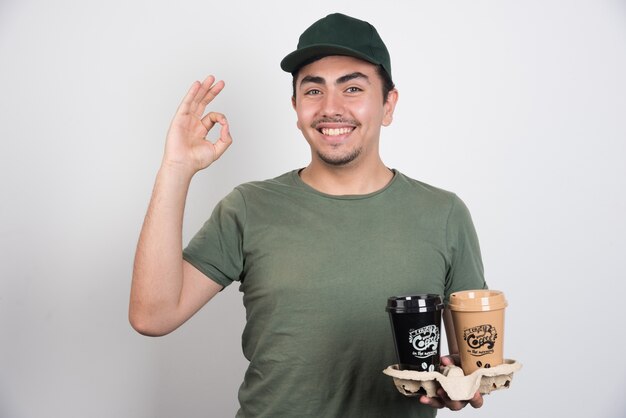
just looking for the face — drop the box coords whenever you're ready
[292,56,398,168]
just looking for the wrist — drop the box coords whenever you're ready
[159,159,198,181]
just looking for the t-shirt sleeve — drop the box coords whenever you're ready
[443,195,487,302]
[182,188,246,288]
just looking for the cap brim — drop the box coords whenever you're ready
[280,44,382,73]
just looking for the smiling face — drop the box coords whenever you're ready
[292,55,398,169]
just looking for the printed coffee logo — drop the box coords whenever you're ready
[408,325,440,359]
[463,324,497,356]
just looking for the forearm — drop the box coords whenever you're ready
[129,163,194,334]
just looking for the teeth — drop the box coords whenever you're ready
[321,127,352,136]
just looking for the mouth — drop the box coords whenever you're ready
[313,119,359,139]
[318,127,355,136]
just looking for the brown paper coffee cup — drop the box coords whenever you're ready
[448,290,507,375]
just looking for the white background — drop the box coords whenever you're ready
[1,0,625,417]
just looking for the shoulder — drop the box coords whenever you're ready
[233,170,299,195]
[392,171,461,209]
[226,170,304,207]
[391,172,478,229]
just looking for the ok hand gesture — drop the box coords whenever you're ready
[163,75,233,175]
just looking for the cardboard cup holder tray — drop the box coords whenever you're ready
[383,359,522,401]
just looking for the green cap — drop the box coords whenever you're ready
[280,13,392,81]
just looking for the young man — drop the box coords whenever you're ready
[130,13,486,417]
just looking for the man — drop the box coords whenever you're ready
[130,13,486,417]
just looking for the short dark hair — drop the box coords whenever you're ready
[291,59,395,104]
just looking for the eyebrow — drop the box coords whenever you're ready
[300,75,325,87]
[299,72,370,88]
[337,72,369,85]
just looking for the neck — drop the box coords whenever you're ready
[299,160,393,195]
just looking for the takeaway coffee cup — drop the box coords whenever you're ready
[448,290,508,375]
[386,294,444,371]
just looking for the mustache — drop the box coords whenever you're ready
[311,117,361,129]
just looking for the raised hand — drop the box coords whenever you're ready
[163,75,233,174]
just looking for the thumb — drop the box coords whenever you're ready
[440,354,460,367]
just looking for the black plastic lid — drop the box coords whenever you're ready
[386,294,444,313]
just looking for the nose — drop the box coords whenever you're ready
[320,89,344,118]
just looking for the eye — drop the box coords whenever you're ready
[304,89,322,96]
[346,86,363,93]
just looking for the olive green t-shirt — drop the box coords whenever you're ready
[183,170,486,418]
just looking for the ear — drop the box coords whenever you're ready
[382,89,399,127]
[291,96,302,130]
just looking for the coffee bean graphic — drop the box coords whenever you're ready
[485,363,491,368]
[476,361,483,368]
